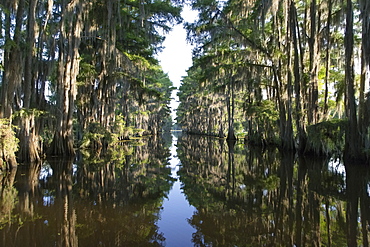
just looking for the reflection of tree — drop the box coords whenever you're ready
[76,136,174,205]
[0,135,173,246]
[177,134,369,246]
[0,168,18,227]
[74,136,173,246]
[178,135,281,245]
[344,163,370,247]
[47,158,78,247]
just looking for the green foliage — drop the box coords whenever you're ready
[244,100,279,122]
[119,0,182,58]
[77,58,97,85]
[80,115,150,150]
[180,0,369,155]
[0,0,182,159]
[330,69,346,104]
[319,200,347,247]
[244,100,280,144]
[40,126,54,148]
[0,119,19,168]
[79,143,129,169]
[80,122,113,149]
[112,114,134,140]
[306,119,347,156]
[0,185,18,228]
[13,108,46,118]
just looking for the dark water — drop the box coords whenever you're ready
[1,133,369,246]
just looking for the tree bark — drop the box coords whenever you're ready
[227,76,237,140]
[359,0,370,152]
[290,2,306,153]
[48,0,85,156]
[344,0,360,160]
[308,0,319,125]
[18,0,41,163]
[323,0,332,117]
[0,0,24,119]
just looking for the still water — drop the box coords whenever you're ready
[0,133,369,246]
[157,135,195,246]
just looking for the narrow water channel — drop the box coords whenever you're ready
[157,134,196,246]
[0,133,369,246]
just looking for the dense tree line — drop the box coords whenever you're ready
[0,0,181,168]
[177,0,370,160]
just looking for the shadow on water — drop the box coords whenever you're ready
[0,133,369,246]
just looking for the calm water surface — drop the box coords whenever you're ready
[0,133,369,246]
[157,135,195,246]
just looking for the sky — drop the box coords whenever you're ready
[157,5,198,121]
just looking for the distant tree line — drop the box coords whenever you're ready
[177,0,370,161]
[0,0,182,168]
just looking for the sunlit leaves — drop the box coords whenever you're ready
[0,119,19,167]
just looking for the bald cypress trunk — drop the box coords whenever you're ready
[358,0,370,153]
[18,0,41,163]
[48,0,85,156]
[0,0,24,119]
[308,0,319,125]
[0,0,25,167]
[290,2,306,153]
[344,0,360,160]
[227,76,237,140]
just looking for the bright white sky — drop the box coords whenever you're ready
[157,5,198,121]
[158,5,197,88]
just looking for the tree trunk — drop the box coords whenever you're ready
[23,0,37,109]
[0,0,24,119]
[273,1,294,150]
[48,0,85,156]
[344,0,360,160]
[227,76,237,140]
[323,0,333,117]
[18,112,40,162]
[0,0,25,167]
[290,2,306,153]
[358,0,370,152]
[308,0,319,125]
[18,0,41,163]
[283,0,294,150]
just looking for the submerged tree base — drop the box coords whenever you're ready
[305,120,347,157]
[226,128,237,141]
[182,118,370,165]
[47,132,76,157]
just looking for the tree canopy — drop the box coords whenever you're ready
[178,0,370,161]
[1,0,370,166]
[0,0,182,166]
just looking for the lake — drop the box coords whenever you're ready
[0,132,369,246]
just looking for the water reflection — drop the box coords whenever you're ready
[0,135,174,246]
[176,134,370,246]
[157,133,195,247]
[0,134,369,246]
